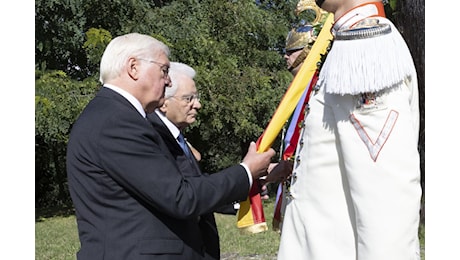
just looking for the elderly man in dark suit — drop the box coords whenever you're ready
[66,33,275,260]
[148,62,238,259]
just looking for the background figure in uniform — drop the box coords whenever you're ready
[269,0,422,259]
[284,21,317,77]
[148,62,239,259]
[264,19,320,230]
[66,32,275,260]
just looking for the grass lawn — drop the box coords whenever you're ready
[36,199,424,259]
[215,198,280,258]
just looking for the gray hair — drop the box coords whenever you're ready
[99,33,170,84]
[164,62,196,98]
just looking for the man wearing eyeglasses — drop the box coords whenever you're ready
[66,33,275,260]
[154,62,202,152]
[148,62,240,259]
[153,62,202,161]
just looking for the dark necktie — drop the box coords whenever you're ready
[177,133,192,159]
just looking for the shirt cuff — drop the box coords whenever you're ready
[239,162,253,189]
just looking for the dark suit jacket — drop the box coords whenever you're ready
[66,87,249,260]
[148,113,238,259]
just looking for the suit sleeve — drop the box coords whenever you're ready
[97,111,250,219]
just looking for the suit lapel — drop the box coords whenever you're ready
[147,113,202,175]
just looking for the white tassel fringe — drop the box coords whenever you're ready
[318,23,417,95]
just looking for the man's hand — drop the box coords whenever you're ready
[242,142,276,180]
[258,160,293,200]
[260,160,293,186]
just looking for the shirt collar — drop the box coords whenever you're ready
[154,109,181,139]
[103,84,146,118]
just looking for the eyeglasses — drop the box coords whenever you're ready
[285,48,303,56]
[138,58,169,78]
[171,93,201,103]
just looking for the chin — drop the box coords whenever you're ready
[187,118,196,124]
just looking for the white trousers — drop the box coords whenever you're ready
[277,79,421,260]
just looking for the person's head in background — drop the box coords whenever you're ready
[283,21,317,76]
[284,0,329,76]
[99,33,171,113]
[158,62,202,131]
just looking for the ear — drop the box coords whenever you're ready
[159,99,168,113]
[127,57,140,80]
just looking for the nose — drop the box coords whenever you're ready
[192,98,201,109]
[164,75,172,87]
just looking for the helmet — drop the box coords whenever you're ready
[285,22,315,52]
[285,0,328,70]
[286,0,328,52]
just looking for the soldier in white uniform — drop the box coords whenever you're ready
[274,0,422,259]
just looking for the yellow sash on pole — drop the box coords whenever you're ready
[236,14,334,233]
[256,14,334,152]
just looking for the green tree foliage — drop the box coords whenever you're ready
[35,70,99,207]
[82,28,113,78]
[35,0,87,79]
[35,0,165,79]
